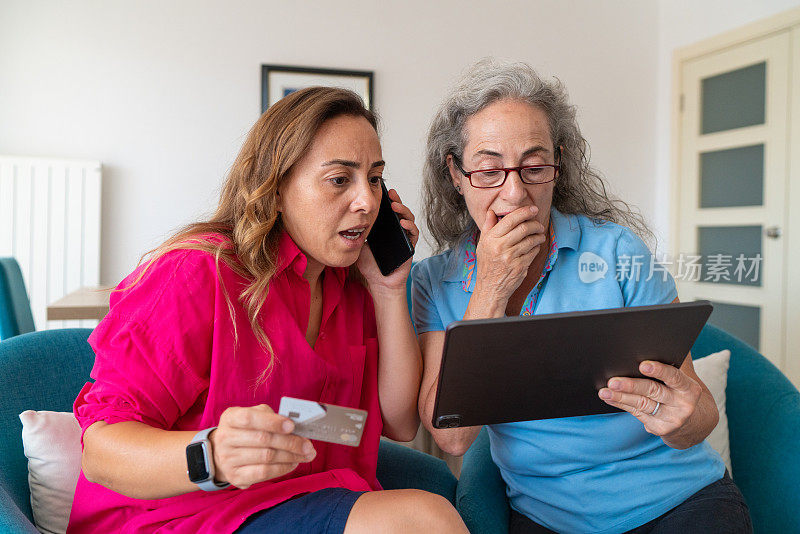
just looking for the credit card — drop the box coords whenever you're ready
[278,397,368,447]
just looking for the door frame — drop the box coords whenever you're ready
[670,6,800,384]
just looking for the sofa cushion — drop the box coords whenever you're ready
[19,411,82,534]
[693,349,731,474]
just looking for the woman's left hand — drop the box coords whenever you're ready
[357,187,419,295]
[598,359,705,443]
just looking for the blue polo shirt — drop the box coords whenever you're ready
[411,208,724,534]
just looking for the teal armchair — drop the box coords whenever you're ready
[0,328,457,533]
[456,324,800,534]
[0,257,36,341]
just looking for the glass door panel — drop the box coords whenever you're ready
[707,300,761,350]
[699,144,764,208]
[697,226,762,286]
[701,62,766,134]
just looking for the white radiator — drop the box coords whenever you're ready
[0,155,102,330]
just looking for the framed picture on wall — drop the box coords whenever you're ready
[261,65,374,112]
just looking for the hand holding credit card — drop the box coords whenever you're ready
[279,397,368,447]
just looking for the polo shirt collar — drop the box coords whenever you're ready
[442,232,475,283]
[550,207,581,251]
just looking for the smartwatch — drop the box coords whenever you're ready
[186,427,230,491]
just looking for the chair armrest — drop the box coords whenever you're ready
[730,390,800,533]
[377,439,457,504]
[456,427,509,534]
[0,481,38,534]
[693,323,800,531]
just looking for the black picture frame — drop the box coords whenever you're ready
[261,64,374,112]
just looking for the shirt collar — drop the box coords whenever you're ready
[275,230,347,286]
[442,232,473,283]
[550,207,581,252]
[441,207,581,287]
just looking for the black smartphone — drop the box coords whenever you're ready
[366,181,414,276]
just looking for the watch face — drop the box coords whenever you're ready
[186,442,210,482]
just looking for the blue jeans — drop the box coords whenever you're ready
[509,472,752,534]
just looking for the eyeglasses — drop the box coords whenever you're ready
[452,149,560,189]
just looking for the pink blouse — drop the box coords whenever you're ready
[67,231,383,533]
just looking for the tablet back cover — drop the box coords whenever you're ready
[432,301,712,428]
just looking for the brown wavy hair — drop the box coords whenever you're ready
[125,86,378,375]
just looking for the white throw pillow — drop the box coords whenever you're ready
[692,349,732,474]
[19,410,82,534]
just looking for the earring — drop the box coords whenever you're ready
[455,185,462,193]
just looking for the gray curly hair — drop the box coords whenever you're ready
[422,58,653,253]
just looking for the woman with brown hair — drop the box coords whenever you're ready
[67,87,467,533]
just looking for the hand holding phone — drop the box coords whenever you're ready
[366,182,415,276]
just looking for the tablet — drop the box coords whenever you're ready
[432,301,712,428]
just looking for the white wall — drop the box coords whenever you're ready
[654,0,800,250]
[2,0,660,284]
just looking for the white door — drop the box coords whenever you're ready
[677,31,790,371]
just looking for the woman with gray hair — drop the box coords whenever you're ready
[411,59,751,533]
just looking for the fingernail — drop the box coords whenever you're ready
[609,379,621,390]
[530,206,537,213]
[303,442,314,455]
[282,420,294,433]
[641,363,654,373]
[599,389,612,399]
